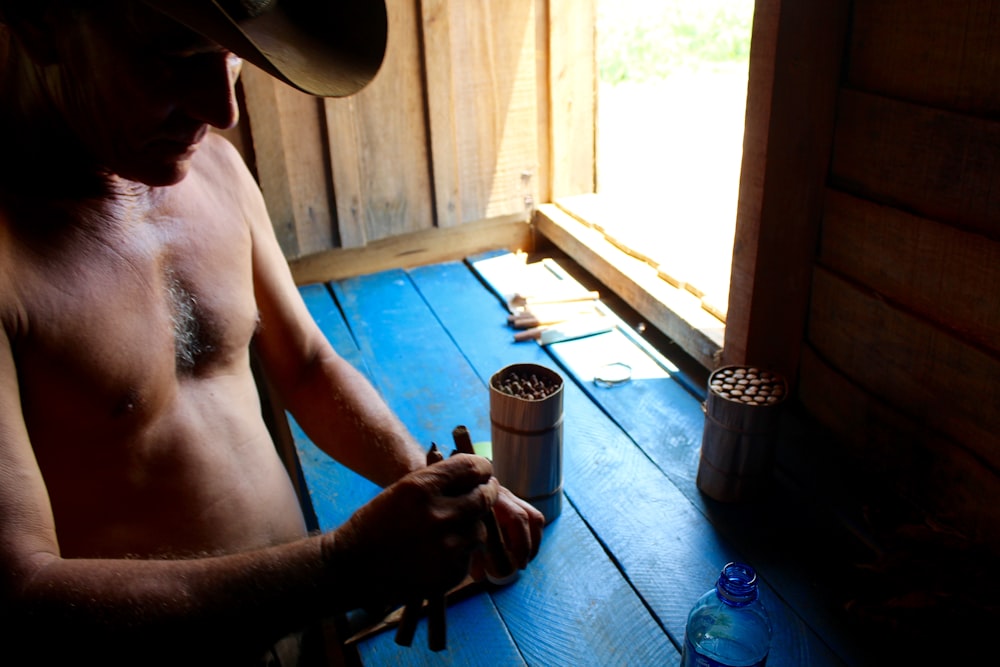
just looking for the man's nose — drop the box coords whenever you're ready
[183,52,242,130]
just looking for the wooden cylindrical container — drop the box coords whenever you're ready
[696,365,787,502]
[490,363,564,524]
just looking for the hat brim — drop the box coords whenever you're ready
[142,0,387,97]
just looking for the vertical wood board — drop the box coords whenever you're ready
[324,0,435,248]
[241,65,334,258]
[548,0,596,199]
[723,0,850,384]
[422,0,540,226]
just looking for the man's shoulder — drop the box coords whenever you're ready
[194,132,252,181]
[187,132,270,230]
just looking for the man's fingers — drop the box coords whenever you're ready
[422,453,496,499]
[495,489,544,568]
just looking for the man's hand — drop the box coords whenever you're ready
[492,486,544,570]
[325,454,498,609]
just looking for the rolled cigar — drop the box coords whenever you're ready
[394,443,448,649]
[513,326,545,342]
[427,596,446,652]
[424,443,447,650]
[451,426,515,581]
[393,599,421,647]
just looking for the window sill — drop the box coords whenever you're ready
[533,198,725,371]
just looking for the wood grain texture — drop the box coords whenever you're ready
[807,267,1000,471]
[831,89,1000,240]
[421,0,540,226]
[240,65,333,258]
[820,189,1000,353]
[798,346,1000,551]
[548,0,596,198]
[324,0,434,248]
[288,214,534,286]
[847,0,1000,115]
[722,0,851,384]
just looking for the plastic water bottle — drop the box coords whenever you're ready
[681,562,772,667]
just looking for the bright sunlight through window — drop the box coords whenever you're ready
[596,0,754,322]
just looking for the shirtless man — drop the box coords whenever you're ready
[0,1,543,663]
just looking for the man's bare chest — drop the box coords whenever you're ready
[7,201,259,433]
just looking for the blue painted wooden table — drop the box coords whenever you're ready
[289,254,863,666]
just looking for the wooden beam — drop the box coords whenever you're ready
[534,203,723,370]
[847,0,1000,116]
[288,214,534,285]
[723,0,851,384]
[548,0,596,199]
[819,189,1000,353]
[830,89,1000,239]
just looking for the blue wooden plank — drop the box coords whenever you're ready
[334,267,675,665]
[358,593,525,667]
[415,258,845,667]
[328,270,523,664]
[331,270,493,448]
[492,504,679,666]
[299,283,369,373]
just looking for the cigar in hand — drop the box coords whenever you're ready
[452,426,516,582]
[394,443,448,650]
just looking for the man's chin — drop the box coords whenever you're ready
[120,158,194,188]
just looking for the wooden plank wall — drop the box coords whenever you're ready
[228,0,546,276]
[798,0,1000,548]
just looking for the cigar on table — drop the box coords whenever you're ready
[394,443,448,651]
[452,426,516,581]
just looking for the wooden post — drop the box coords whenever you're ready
[722,0,851,385]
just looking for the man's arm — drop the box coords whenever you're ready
[243,186,427,487]
[233,138,545,564]
[225,135,546,567]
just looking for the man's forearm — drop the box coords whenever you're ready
[282,349,426,487]
[10,533,352,662]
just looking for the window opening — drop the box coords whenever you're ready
[595,0,753,322]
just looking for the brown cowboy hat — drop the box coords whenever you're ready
[142,0,387,97]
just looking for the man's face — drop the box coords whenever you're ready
[50,4,242,186]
